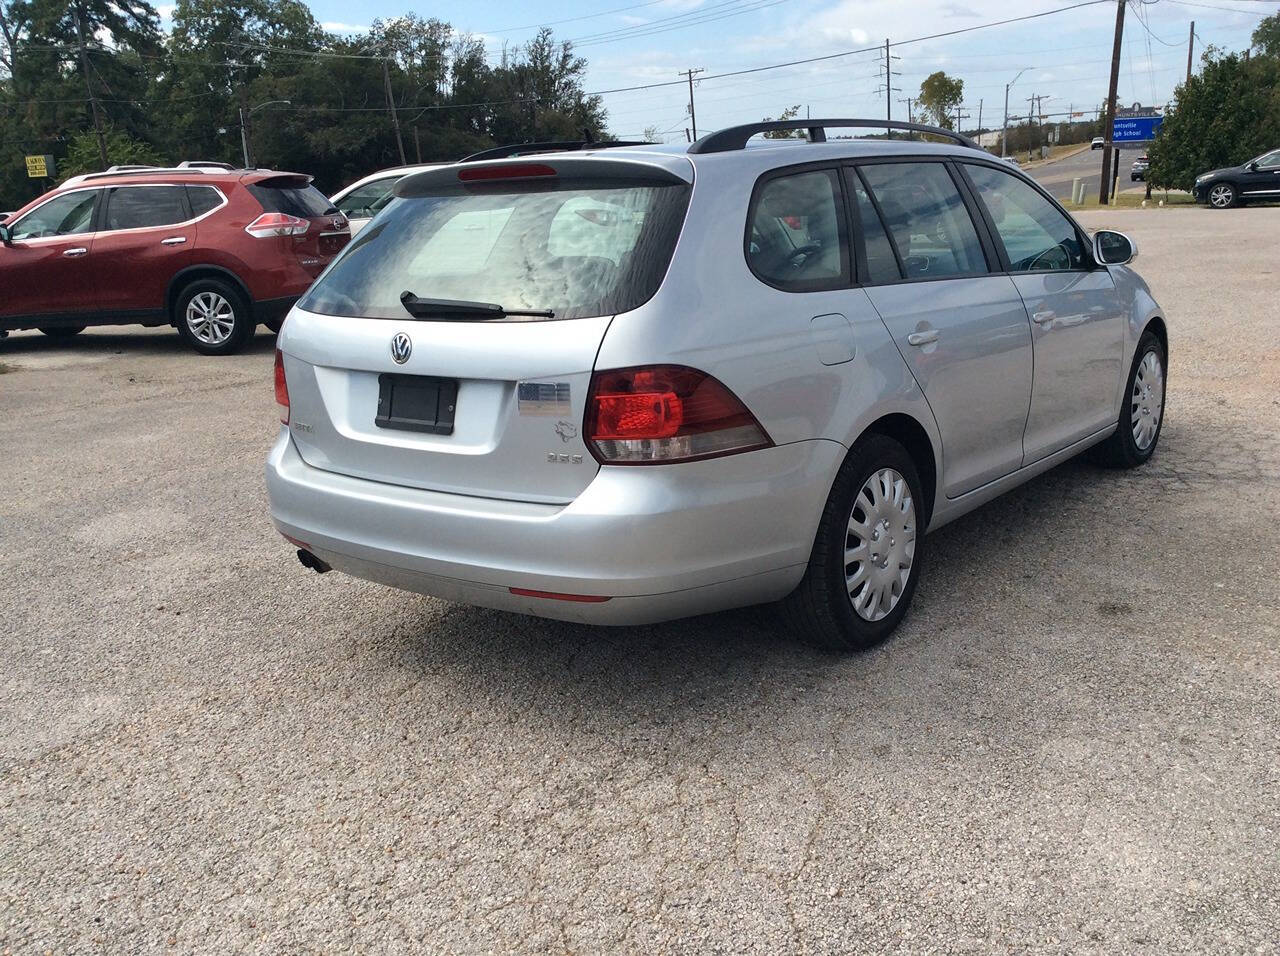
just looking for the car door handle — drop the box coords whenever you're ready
[1031,311,1055,325]
[62,247,88,257]
[160,236,187,245]
[907,330,939,346]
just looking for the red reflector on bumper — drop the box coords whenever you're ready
[280,532,310,550]
[509,587,611,603]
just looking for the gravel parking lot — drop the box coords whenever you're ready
[2,207,1278,952]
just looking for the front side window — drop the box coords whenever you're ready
[1255,150,1280,170]
[747,168,849,291]
[336,177,401,218]
[301,179,690,321]
[963,163,1086,272]
[102,186,189,231]
[858,163,987,280]
[10,190,98,241]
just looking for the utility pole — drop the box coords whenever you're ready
[238,106,252,168]
[976,98,983,138]
[899,97,914,125]
[1186,21,1195,83]
[383,55,407,165]
[1099,0,1126,204]
[885,39,891,127]
[1001,68,1030,159]
[73,5,108,169]
[1027,94,1037,160]
[679,68,704,139]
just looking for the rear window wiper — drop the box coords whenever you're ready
[400,291,555,320]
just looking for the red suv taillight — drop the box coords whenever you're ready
[274,349,290,425]
[246,212,309,238]
[585,365,772,465]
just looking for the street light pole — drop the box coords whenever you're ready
[1002,67,1031,158]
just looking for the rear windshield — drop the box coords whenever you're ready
[299,180,691,321]
[248,181,336,218]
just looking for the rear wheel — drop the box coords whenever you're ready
[38,326,86,340]
[1208,183,1236,209]
[781,434,925,652]
[174,279,253,356]
[1092,330,1166,468]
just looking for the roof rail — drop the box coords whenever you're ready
[62,164,240,188]
[689,119,982,154]
[459,140,656,163]
[177,160,236,170]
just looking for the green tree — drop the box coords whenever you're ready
[1147,46,1280,191]
[918,71,964,130]
[1253,11,1280,58]
[762,105,802,137]
[60,129,161,178]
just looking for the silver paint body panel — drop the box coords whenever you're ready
[267,139,1166,624]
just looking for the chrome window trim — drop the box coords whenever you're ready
[5,187,103,246]
[8,182,228,244]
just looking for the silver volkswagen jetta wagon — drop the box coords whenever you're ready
[267,119,1167,651]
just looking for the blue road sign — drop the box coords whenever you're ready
[1112,116,1163,143]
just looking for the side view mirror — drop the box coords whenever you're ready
[1247,161,1259,171]
[1093,230,1136,266]
[0,224,11,244]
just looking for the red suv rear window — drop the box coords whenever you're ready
[247,180,336,218]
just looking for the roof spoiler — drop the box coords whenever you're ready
[689,119,982,154]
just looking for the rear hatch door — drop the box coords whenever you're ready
[279,154,693,504]
[246,174,350,275]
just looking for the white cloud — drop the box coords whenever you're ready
[321,22,371,34]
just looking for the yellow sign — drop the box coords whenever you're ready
[25,154,54,179]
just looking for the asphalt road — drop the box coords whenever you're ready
[1027,144,1148,200]
[2,207,1279,951]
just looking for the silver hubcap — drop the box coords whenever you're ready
[1131,349,1164,451]
[846,468,917,622]
[1209,185,1232,208]
[186,292,236,346]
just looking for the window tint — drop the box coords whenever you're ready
[248,182,336,218]
[10,190,97,240]
[103,186,189,231]
[851,176,902,283]
[858,163,987,280]
[336,177,400,217]
[186,186,223,218]
[964,163,1086,271]
[747,169,848,291]
[301,181,690,322]
[1256,150,1280,170]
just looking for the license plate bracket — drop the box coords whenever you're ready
[375,374,458,435]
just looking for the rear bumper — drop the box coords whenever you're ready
[254,295,298,325]
[265,431,844,625]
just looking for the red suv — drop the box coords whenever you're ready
[0,162,350,355]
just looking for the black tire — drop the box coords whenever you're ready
[781,434,926,652]
[174,278,254,356]
[1207,182,1237,210]
[38,326,86,339]
[1091,330,1166,469]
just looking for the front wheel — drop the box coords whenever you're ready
[174,279,253,356]
[1208,183,1236,209]
[1092,330,1166,468]
[781,434,926,652]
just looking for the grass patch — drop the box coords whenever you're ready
[1059,191,1197,210]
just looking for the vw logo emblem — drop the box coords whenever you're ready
[390,332,412,365]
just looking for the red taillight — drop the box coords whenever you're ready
[585,365,772,465]
[246,212,310,238]
[274,348,290,425]
[457,163,557,182]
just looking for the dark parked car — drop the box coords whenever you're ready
[1193,148,1280,209]
[0,163,350,353]
[1130,156,1149,181]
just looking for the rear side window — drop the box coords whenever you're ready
[746,168,849,291]
[850,177,902,283]
[186,186,223,218]
[963,163,1086,271]
[102,186,189,231]
[858,163,987,280]
[248,181,336,218]
[300,180,690,321]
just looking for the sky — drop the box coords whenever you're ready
[163,0,1275,140]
